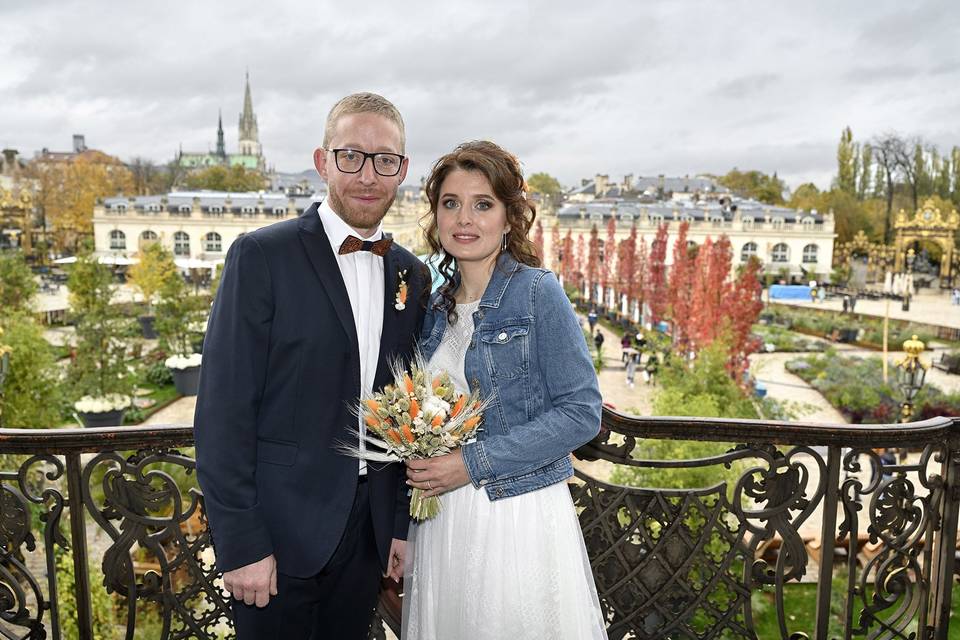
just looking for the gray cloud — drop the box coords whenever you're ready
[2,0,959,191]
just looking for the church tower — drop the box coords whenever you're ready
[216,110,226,158]
[238,71,261,158]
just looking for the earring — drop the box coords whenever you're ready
[501,233,508,252]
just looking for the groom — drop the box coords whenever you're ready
[195,92,429,638]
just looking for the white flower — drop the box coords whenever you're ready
[394,302,406,311]
[165,353,202,370]
[74,393,132,413]
[422,395,450,420]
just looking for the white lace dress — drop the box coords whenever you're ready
[402,301,608,640]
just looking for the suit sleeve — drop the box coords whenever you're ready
[195,234,274,572]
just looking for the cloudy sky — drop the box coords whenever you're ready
[2,0,958,192]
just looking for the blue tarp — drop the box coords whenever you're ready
[769,285,812,300]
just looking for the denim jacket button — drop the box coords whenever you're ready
[495,487,504,497]
[497,332,507,342]
[471,377,479,389]
[479,479,488,486]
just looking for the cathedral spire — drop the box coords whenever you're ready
[238,71,260,156]
[216,109,226,157]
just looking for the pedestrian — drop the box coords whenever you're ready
[625,350,638,388]
[644,353,659,385]
[594,329,605,354]
[952,287,960,306]
[620,333,632,363]
[849,294,857,313]
[587,307,598,333]
[842,295,849,313]
[635,331,647,351]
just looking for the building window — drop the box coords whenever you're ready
[771,243,789,263]
[109,230,126,250]
[174,231,190,256]
[145,204,161,213]
[711,216,724,227]
[649,214,664,225]
[802,216,815,227]
[204,232,222,252]
[772,218,784,229]
[140,230,158,242]
[741,242,757,261]
[272,207,286,215]
[742,217,754,229]
[241,206,256,215]
[209,205,223,214]
[802,244,818,263]
[178,205,191,214]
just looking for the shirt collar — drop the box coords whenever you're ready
[317,198,383,254]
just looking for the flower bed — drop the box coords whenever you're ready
[785,350,960,423]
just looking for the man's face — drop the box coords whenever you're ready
[314,112,408,236]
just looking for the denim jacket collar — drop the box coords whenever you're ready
[478,253,521,309]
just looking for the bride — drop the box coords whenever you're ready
[402,140,608,639]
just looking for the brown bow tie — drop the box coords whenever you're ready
[338,235,393,257]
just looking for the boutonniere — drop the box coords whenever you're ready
[394,269,409,311]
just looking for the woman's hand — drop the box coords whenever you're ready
[406,450,470,498]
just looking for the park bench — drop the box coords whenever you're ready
[933,352,960,375]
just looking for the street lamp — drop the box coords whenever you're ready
[894,334,928,423]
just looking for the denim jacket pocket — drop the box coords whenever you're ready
[256,437,299,466]
[479,324,529,379]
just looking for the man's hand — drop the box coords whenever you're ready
[386,538,406,582]
[223,554,278,608]
[406,449,470,498]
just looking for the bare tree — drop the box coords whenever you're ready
[871,133,902,243]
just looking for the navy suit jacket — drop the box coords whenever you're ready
[194,203,430,577]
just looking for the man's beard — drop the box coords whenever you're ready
[327,186,397,231]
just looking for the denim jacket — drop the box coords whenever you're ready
[419,254,602,500]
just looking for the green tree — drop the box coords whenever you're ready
[0,314,62,428]
[787,183,820,210]
[836,126,858,195]
[717,169,785,205]
[67,252,136,399]
[0,252,38,312]
[155,266,206,356]
[857,143,872,199]
[527,172,563,199]
[183,165,266,192]
[127,243,178,315]
[952,147,960,208]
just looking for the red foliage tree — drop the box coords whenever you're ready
[550,222,560,274]
[587,224,599,303]
[634,235,647,318]
[722,254,764,384]
[562,229,574,285]
[668,222,694,352]
[617,225,637,306]
[603,216,617,292]
[575,234,586,291]
[533,220,544,263]
[644,224,669,324]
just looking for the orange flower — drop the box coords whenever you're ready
[385,429,403,445]
[432,377,442,391]
[364,414,380,427]
[409,398,420,420]
[431,414,443,429]
[450,395,466,418]
[364,399,380,414]
[459,416,480,433]
[400,423,415,444]
[403,373,415,394]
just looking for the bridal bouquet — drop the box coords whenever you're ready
[343,353,487,520]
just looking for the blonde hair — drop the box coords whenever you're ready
[322,92,406,153]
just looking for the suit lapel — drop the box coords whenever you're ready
[376,242,401,380]
[297,204,359,352]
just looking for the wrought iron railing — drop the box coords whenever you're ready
[0,410,957,639]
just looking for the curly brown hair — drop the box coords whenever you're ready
[423,140,540,322]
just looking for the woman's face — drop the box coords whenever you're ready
[436,168,510,269]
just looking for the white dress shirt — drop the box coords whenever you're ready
[318,199,385,475]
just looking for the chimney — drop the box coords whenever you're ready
[623,173,634,192]
[73,134,87,153]
[595,174,608,198]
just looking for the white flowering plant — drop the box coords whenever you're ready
[74,393,132,414]
[164,353,202,370]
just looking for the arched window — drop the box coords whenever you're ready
[802,244,819,263]
[771,243,789,263]
[174,231,190,256]
[205,232,222,252]
[741,242,757,261]
[109,229,126,250]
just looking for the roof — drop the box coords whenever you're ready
[556,198,822,223]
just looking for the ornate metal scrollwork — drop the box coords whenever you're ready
[82,448,234,639]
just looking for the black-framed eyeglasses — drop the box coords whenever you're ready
[328,148,405,177]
